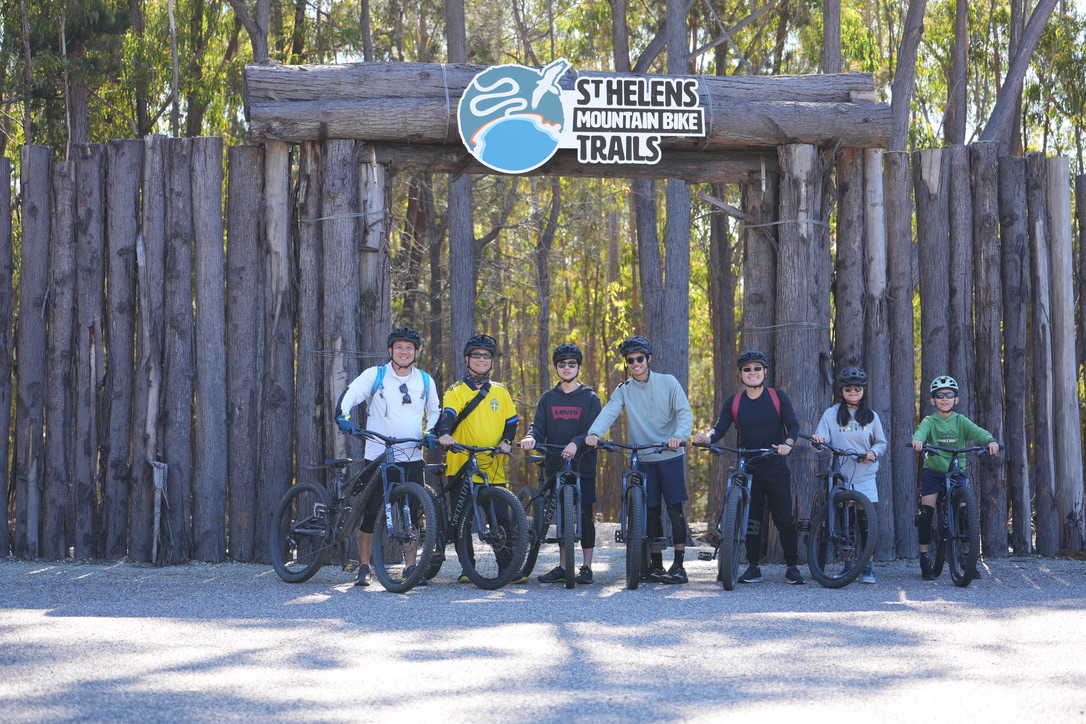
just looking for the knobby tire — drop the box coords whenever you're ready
[518,484,544,578]
[455,485,529,590]
[560,483,577,589]
[371,482,438,593]
[270,482,331,583]
[806,489,876,588]
[947,484,980,587]
[625,484,646,590]
[719,485,745,591]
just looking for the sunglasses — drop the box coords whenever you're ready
[842,386,864,393]
[469,352,493,360]
[399,383,411,405]
[741,365,764,373]
[624,355,646,365]
[556,361,579,369]
[933,392,956,399]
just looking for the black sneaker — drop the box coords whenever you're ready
[353,564,371,587]
[403,564,427,586]
[919,553,935,580]
[574,565,594,584]
[640,566,666,583]
[660,565,688,585]
[785,565,806,585]
[537,565,566,584]
[738,564,763,583]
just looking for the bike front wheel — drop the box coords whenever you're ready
[807,489,877,588]
[371,482,438,593]
[719,485,745,591]
[455,485,529,590]
[624,484,646,590]
[947,484,980,587]
[560,484,577,589]
[270,482,331,583]
[517,484,545,578]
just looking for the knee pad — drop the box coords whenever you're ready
[746,518,761,537]
[915,505,934,545]
[647,505,663,537]
[360,513,378,535]
[666,503,687,542]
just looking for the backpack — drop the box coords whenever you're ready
[372,364,432,406]
[731,387,781,423]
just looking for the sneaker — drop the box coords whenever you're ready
[574,565,594,584]
[640,565,666,583]
[403,564,427,586]
[860,564,876,584]
[457,570,472,583]
[509,572,530,584]
[660,564,688,585]
[785,566,806,585]
[353,564,371,587]
[537,566,566,584]
[738,564,763,583]
[919,553,935,581]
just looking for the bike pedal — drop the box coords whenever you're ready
[796,519,811,533]
[697,550,713,562]
[615,531,627,543]
[544,537,559,544]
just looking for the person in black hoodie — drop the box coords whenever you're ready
[520,343,603,585]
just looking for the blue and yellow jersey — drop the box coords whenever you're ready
[443,380,519,485]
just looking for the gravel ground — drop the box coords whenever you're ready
[2,534,1085,724]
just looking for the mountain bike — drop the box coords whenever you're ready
[910,443,988,587]
[797,434,878,588]
[269,430,437,593]
[424,443,529,589]
[595,441,676,590]
[519,442,583,589]
[693,443,777,591]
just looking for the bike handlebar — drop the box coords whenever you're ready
[692,441,775,457]
[595,440,685,455]
[354,429,429,448]
[906,442,992,456]
[447,442,509,456]
[798,433,868,462]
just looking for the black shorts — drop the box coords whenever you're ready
[642,457,688,507]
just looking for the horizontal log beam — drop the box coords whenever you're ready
[370,144,779,183]
[245,62,890,149]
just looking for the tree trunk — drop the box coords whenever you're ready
[833,147,864,368]
[913,149,950,394]
[946,145,975,421]
[943,0,968,145]
[888,0,928,152]
[0,158,13,557]
[356,149,391,363]
[822,0,841,74]
[1046,156,1085,551]
[446,0,473,379]
[740,170,778,360]
[706,182,735,529]
[192,137,228,562]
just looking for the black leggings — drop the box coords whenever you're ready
[580,504,596,549]
[359,460,424,535]
[745,461,799,566]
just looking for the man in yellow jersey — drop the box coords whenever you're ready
[437,333,520,582]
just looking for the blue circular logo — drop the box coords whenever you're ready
[458,60,569,174]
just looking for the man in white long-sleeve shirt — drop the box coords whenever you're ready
[336,327,441,586]
[585,335,693,584]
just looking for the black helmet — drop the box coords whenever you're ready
[552,343,583,365]
[736,349,768,368]
[837,366,868,387]
[387,326,421,350]
[463,333,498,357]
[618,335,651,357]
[930,375,959,394]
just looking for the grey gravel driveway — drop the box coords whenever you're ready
[2,541,1085,723]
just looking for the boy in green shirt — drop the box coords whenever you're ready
[911,375,999,580]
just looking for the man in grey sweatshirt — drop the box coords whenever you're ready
[585,335,693,584]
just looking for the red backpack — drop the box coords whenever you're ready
[731,387,781,423]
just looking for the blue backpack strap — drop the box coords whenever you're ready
[371,363,386,396]
[420,370,431,403]
[374,364,431,404]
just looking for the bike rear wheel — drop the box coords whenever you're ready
[371,482,437,593]
[517,484,545,578]
[422,483,447,580]
[807,489,876,588]
[947,484,980,587]
[560,484,577,589]
[625,484,646,590]
[455,485,529,590]
[270,482,331,583]
[719,485,745,591]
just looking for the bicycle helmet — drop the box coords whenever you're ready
[386,326,421,350]
[463,333,498,357]
[837,366,868,387]
[618,335,651,357]
[930,375,959,394]
[552,342,583,365]
[736,349,768,368]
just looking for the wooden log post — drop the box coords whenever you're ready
[885,150,917,557]
[970,142,1006,560]
[863,148,895,561]
[226,145,265,562]
[103,139,142,559]
[1076,173,1086,516]
[833,147,865,369]
[448,172,475,380]
[705,183,735,531]
[1047,156,1085,551]
[73,144,107,558]
[913,148,950,396]
[163,138,196,562]
[740,167,778,359]
[258,141,295,564]
[14,146,52,559]
[0,157,13,557]
[131,135,167,563]
[192,137,228,562]
[43,160,76,561]
[357,147,392,363]
[295,142,326,489]
[947,145,975,421]
[1027,153,1056,557]
[994,156,1027,559]
[773,142,829,562]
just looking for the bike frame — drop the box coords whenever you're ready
[926,445,983,549]
[693,444,773,559]
[526,443,583,547]
[798,435,868,542]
